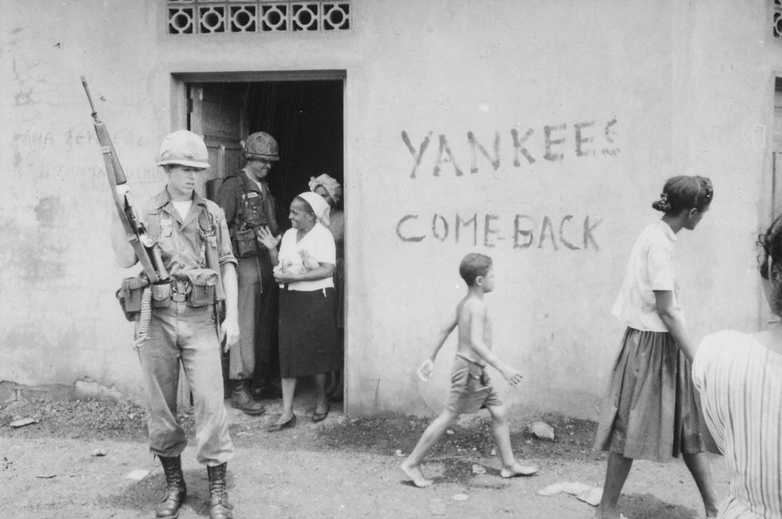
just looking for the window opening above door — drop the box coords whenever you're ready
[167,1,351,34]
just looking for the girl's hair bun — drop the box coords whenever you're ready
[652,175,713,214]
[652,193,672,213]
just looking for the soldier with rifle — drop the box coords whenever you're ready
[215,132,281,414]
[105,127,240,518]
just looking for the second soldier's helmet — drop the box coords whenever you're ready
[157,130,210,169]
[242,132,279,161]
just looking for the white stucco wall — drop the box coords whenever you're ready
[0,0,777,418]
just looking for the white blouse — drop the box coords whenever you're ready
[278,222,336,292]
[611,220,681,332]
[693,331,782,519]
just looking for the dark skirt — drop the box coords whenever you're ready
[278,288,341,378]
[593,327,706,462]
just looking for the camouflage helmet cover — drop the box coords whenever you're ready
[242,132,279,161]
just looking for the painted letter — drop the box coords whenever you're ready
[511,128,536,166]
[513,215,535,249]
[468,131,501,174]
[396,214,425,242]
[456,213,478,245]
[433,135,464,177]
[574,121,595,157]
[583,216,601,250]
[538,216,558,250]
[559,215,580,250]
[601,118,620,157]
[484,214,501,248]
[544,124,566,162]
[432,214,449,241]
[401,131,433,179]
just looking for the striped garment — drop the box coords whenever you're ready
[693,330,782,519]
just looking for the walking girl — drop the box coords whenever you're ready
[593,176,719,519]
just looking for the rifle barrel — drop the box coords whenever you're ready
[80,76,99,121]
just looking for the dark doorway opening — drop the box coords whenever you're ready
[189,79,344,227]
[184,77,346,404]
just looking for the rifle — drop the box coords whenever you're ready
[81,76,170,284]
[82,77,169,346]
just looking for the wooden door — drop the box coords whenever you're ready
[180,83,248,408]
[189,83,248,200]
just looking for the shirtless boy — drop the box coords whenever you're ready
[401,253,539,488]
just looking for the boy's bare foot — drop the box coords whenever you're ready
[400,461,433,488]
[500,462,539,478]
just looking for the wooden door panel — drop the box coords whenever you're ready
[189,83,247,198]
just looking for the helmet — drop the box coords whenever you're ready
[243,132,279,161]
[156,130,210,169]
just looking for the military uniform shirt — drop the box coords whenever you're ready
[140,188,236,280]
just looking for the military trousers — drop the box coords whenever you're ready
[136,302,234,466]
[231,252,275,381]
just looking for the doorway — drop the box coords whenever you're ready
[187,79,344,217]
[181,74,346,404]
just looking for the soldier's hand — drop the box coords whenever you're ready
[257,226,281,250]
[220,317,240,352]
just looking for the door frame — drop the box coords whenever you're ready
[169,70,352,408]
[170,70,347,131]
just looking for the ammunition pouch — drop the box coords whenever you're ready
[151,283,172,308]
[117,276,150,321]
[116,269,219,319]
[185,268,219,307]
[234,227,261,258]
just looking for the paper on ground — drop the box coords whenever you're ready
[577,487,603,506]
[126,469,149,481]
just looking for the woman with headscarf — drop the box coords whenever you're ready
[309,174,345,401]
[258,192,340,431]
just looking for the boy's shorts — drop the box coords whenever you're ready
[445,354,501,414]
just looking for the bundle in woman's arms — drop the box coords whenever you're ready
[274,249,319,283]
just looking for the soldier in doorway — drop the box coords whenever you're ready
[215,131,281,415]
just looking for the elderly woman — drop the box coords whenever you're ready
[309,174,345,400]
[258,192,340,431]
[692,215,782,518]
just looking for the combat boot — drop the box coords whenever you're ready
[207,462,233,519]
[156,455,186,519]
[231,379,265,416]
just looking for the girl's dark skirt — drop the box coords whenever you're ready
[593,327,706,463]
[278,287,341,378]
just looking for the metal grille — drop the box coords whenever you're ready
[167,1,351,34]
[775,0,782,38]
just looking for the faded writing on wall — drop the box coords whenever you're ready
[12,129,157,183]
[402,118,619,178]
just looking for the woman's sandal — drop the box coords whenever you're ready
[312,403,330,423]
[266,413,296,432]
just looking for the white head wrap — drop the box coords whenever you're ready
[297,191,331,226]
[308,174,342,205]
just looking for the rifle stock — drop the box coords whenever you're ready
[82,77,170,284]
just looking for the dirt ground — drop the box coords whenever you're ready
[0,393,730,519]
